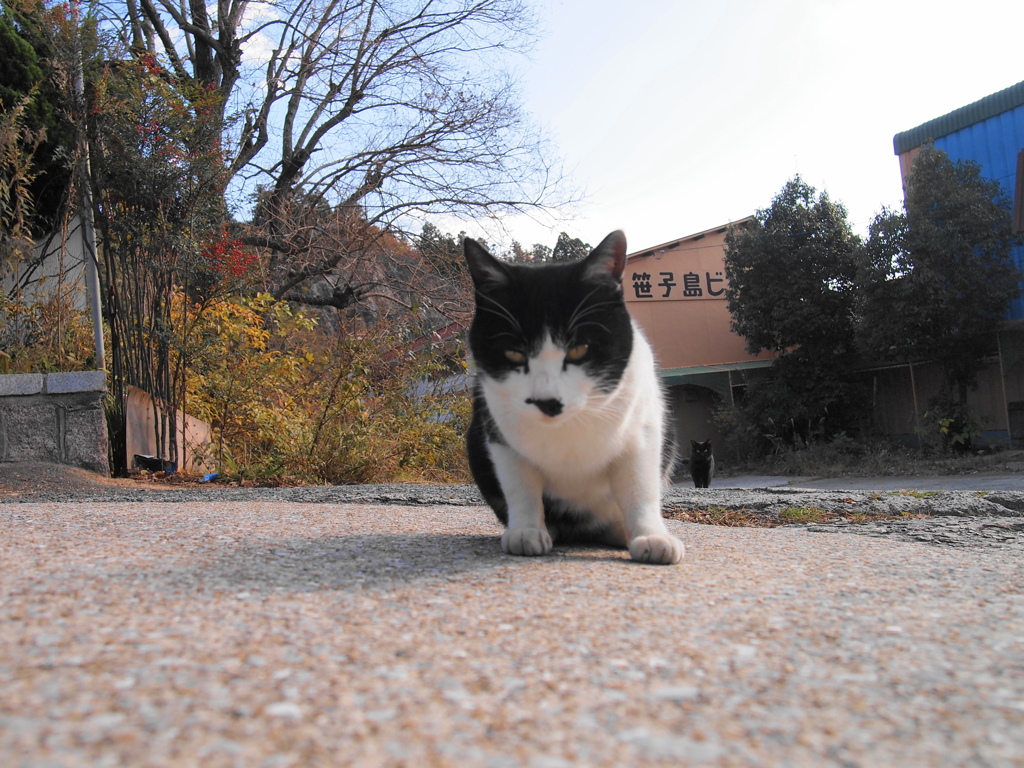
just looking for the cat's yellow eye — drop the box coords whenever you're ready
[566,344,588,362]
[504,349,526,364]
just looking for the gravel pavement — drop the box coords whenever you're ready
[2,485,1024,767]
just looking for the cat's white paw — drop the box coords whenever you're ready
[502,527,553,556]
[629,534,685,565]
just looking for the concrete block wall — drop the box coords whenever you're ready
[0,371,109,474]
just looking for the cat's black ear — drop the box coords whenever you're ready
[464,237,509,288]
[582,230,627,283]
[691,439,699,449]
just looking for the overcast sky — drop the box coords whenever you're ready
[493,0,1024,254]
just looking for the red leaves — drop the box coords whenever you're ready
[202,230,257,277]
[138,53,164,78]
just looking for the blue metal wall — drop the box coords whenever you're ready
[930,105,1024,319]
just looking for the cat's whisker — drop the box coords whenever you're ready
[570,298,620,320]
[567,298,622,337]
[566,286,605,330]
[475,293,524,335]
[579,391,629,422]
[571,320,612,335]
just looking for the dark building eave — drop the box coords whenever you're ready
[893,79,1024,156]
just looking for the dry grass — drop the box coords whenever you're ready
[664,504,930,529]
[663,506,778,528]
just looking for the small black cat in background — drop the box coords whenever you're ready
[690,439,714,488]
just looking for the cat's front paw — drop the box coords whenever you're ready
[629,534,685,565]
[502,527,553,557]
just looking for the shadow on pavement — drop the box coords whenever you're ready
[188,533,508,593]
[174,533,635,594]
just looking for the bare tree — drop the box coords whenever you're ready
[101,0,571,310]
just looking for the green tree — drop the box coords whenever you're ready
[859,143,1022,446]
[505,239,530,263]
[723,176,862,446]
[0,2,76,235]
[417,223,463,279]
[725,177,859,357]
[499,231,587,264]
[551,231,590,262]
[529,242,552,262]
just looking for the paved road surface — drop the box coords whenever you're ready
[711,471,1024,492]
[2,500,1022,767]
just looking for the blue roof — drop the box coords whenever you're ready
[893,80,1024,155]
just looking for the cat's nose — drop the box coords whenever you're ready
[526,398,563,417]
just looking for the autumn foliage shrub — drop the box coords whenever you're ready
[176,289,470,484]
[175,291,315,476]
[302,334,471,484]
[0,290,96,373]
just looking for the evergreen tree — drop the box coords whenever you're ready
[417,222,463,279]
[551,232,590,262]
[723,176,862,446]
[0,5,75,234]
[859,143,1022,445]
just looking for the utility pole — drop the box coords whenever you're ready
[74,10,104,372]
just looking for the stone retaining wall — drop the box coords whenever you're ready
[0,372,108,473]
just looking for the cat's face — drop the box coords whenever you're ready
[690,440,713,459]
[464,232,634,424]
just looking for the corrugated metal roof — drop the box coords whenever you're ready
[660,359,774,384]
[893,80,1024,155]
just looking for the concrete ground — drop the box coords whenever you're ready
[2,499,1023,767]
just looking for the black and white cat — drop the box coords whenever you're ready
[463,230,685,565]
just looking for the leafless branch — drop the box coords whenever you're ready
[94,0,576,308]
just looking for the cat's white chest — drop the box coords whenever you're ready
[480,325,662,479]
